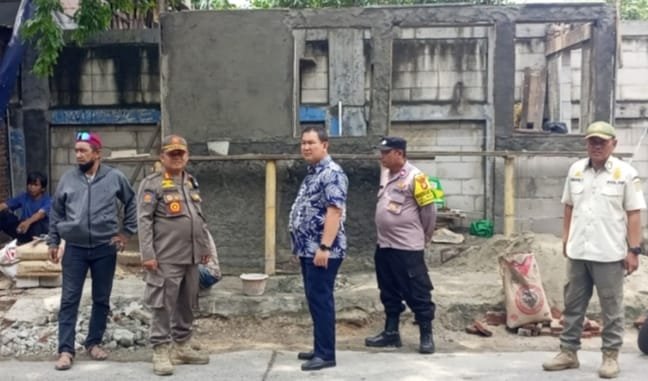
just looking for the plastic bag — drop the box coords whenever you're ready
[0,239,19,279]
[469,219,494,238]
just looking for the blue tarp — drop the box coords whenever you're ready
[0,0,34,122]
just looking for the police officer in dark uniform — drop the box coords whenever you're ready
[365,136,437,354]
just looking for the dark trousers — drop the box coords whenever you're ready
[58,243,117,355]
[0,210,48,244]
[301,257,342,362]
[375,247,435,322]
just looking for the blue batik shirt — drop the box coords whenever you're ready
[289,155,348,259]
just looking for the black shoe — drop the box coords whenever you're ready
[365,331,402,348]
[297,351,314,360]
[301,357,336,371]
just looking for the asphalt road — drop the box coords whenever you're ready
[2,350,647,381]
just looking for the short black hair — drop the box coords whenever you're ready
[301,125,329,143]
[27,171,47,188]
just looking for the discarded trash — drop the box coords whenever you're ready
[469,219,493,238]
[432,228,464,244]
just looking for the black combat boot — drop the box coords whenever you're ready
[418,320,435,354]
[365,315,402,347]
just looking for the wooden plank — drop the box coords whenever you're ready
[328,29,365,106]
[580,42,593,131]
[519,68,547,130]
[547,54,561,123]
[545,23,592,56]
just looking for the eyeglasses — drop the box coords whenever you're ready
[76,131,91,141]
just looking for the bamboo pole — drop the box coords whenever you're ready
[264,160,277,275]
[504,156,515,237]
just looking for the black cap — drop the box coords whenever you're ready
[376,136,407,151]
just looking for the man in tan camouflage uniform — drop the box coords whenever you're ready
[138,135,211,376]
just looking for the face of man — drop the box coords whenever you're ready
[301,130,328,164]
[160,149,188,175]
[27,180,44,198]
[379,148,405,172]
[75,142,100,173]
[586,136,616,167]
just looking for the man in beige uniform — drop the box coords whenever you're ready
[365,136,437,354]
[543,121,646,379]
[138,135,211,376]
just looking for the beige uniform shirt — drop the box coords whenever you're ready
[137,171,210,264]
[562,156,646,262]
[375,162,436,251]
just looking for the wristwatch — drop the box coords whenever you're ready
[319,243,332,251]
[629,246,644,256]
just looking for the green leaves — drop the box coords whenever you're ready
[21,0,64,77]
[21,0,157,77]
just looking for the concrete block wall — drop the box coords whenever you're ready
[391,121,485,222]
[49,126,159,191]
[392,27,488,103]
[506,21,648,237]
[300,31,372,107]
[51,45,159,107]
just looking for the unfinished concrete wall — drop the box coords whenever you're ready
[501,21,648,237]
[50,126,160,191]
[51,45,160,107]
[157,4,621,271]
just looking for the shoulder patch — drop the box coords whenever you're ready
[142,191,154,204]
[413,173,435,207]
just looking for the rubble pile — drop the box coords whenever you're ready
[0,300,152,357]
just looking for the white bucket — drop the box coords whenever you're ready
[240,273,269,296]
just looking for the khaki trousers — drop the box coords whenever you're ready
[560,259,625,351]
[145,263,199,346]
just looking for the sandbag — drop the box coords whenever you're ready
[0,239,18,279]
[16,260,61,276]
[16,240,50,261]
[499,252,551,329]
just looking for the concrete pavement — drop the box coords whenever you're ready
[2,350,647,381]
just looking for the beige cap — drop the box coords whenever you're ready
[584,121,616,140]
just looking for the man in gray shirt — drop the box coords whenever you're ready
[48,131,137,370]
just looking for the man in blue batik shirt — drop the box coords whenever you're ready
[289,126,348,372]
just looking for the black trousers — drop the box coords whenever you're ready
[0,210,48,244]
[374,246,435,322]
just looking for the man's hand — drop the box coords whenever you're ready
[201,255,210,265]
[16,220,31,234]
[111,233,128,252]
[49,247,60,263]
[142,259,158,271]
[313,248,330,268]
[624,252,640,276]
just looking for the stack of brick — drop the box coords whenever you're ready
[465,308,602,339]
[15,240,63,288]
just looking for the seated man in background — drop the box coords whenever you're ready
[0,171,51,244]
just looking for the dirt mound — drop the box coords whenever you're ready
[429,232,567,308]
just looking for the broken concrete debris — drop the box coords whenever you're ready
[0,300,151,357]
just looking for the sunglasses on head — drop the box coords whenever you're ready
[76,131,91,141]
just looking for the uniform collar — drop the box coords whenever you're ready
[307,155,332,174]
[586,156,615,173]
